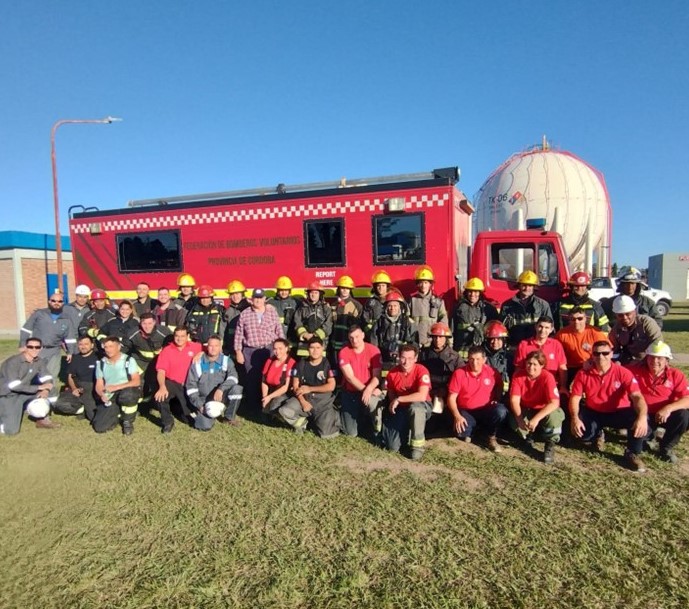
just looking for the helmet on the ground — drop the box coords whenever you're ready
[485,320,509,339]
[645,340,673,359]
[177,273,196,287]
[517,270,539,286]
[227,280,246,295]
[568,271,591,287]
[429,322,452,337]
[464,277,485,292]
[204,401,225,418]
[275,276,293,290]
[336,275,355,289]
[26,398,51,419]
[197,285,214,298]
[385,291,405,304]
[90,288,107,300]
[75,284,91,296]
[307,281,324,293]
[414,265,434,282]
[618,267,642,283]
[371,270,392,285]
[612,295,636,314]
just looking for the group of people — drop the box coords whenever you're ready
[1,266,687,474]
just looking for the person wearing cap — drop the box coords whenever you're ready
[446,345,507,453]
[329,275,363,365]
[267,276,300,343]
[362,270,392,337]
[419,322,463,425]
[382,343,433,461]
[370,291,418,374]
[408,265,448,349]
[53,335,99,421]
[186,285,226,346]
[0,338,58,435]
[277,336,340,438]
[555,306,609,384]
[186,334,243,430]
[20,292,78,401]
[628,341,689,463]
[173,273,198,311]
[133,282,159,319]
[234,288,284,408]
[151,287,188,333]
[293,282,333,358]
[609,295,662,366]
[554,272,609,331]
[451,277,499,359]
[64,284,92,335]
[569,339,650,472]
[500,270,553,348]
[79,289,116,342]
[223,280,251,357]
[338,325,384,439]
[602,267,662,328]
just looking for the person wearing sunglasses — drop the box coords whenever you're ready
[19,291,77,401]
[569,340,650,472]
[0,338,59,435]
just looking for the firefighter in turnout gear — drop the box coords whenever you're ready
[329,275,363,364]
[451,277,499,358]
[408,265,447,348]
[419,322,463,417]
[293,282,333,358]
[370,291,418,373]
[186,285,226,346]
[500,270,553,348]
[79,289,116,342]
[122,313,172,399]
[266,276,299,343]
[223,280,251,356]
[99,300,140,347]
[483,320,513,394]
[362,270,392,337]
[173,272,197,311]
[555,271,610,331]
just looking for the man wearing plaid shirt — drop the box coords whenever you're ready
[235,288,284,408]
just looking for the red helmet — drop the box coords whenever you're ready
[485,320,509,339]
[307,281,324,292]
[429,322,451,337]
[385,290,405,304]
[568,271,591,287]
[197,285,214,298]
[90,288,107,300]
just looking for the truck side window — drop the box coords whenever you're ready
[304,219,345,267]
[538,244,559,286]
[490,245,535,282]
[116,230,182,273]
[372,213,424,264]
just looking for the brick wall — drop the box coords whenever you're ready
[0,259,18,331]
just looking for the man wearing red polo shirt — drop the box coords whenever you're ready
[446,345,507,452]
[514,316,567,395]
[629,341,689,464]
[154,326,203,434]
[382,344,432,461]
[569,340,649,472]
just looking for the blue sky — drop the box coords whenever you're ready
[1,1,687,269]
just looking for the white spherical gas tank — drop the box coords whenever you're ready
[473,146,611,273]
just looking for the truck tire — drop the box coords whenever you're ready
[655,300,671,317]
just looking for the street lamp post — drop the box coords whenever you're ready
[51,116,122,294]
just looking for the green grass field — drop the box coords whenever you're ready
[2,306,689,609]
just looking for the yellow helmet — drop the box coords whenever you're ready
[337,275,355,289]
[275,276,293,290]
[464,277,485,292]
[371,270,392,285]
[517,270,539,286]
[227,280,246,295]
[177,273,196,287]
[414,265,434,282]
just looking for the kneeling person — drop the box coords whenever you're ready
[93,336,142,435]
[446,345,507,452]
[278,337,340,438]
[187,335,243,430]
[54,335,98,421]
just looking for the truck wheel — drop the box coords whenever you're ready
[655,300,671,317]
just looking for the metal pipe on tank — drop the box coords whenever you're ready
[585,213,593,275]
[515,207,525,275]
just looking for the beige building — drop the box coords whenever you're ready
[1,231,75,335]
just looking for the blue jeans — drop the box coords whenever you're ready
[578,406,649,454]
[457,403,508,439]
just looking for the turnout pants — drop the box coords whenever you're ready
[194,385,244,431]
[92,387,141,433]
[54,382,98,421]
[382,401,432,453]
[339,390,383,437]
[509,406,565,443]
[279,393,340,438]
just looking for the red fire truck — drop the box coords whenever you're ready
[68,167,570,307]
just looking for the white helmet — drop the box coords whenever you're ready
[26,398,51,418]
[204,401,225,419]
[75,284,91,296]
[612,295,636,315]
[645,340,673,359]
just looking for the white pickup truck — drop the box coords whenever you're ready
[588,277,673,316]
